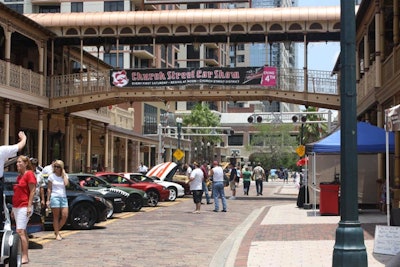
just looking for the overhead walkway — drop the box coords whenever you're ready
[49,68,339,113]
[27,6,343,112]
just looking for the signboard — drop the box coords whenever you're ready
[110,67,270,88]
[373,225,400,255]
[173,149,184,161]
[261,66,277,86]
[385,104,400,131]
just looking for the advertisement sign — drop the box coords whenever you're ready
[385,104,400,132]
[110,67,271,88]
[260,66,277,86]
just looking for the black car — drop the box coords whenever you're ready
[4,172,109,230]
[69,173,148,212]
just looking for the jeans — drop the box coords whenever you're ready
[212,181,227,211]
[202,181,211,203]
[255,179,263,195]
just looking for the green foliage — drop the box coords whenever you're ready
[247,123,298,170]
[182,103,221,160]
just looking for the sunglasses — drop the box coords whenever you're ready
[53,165,61,169]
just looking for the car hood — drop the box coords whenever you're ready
[146,162,178,181]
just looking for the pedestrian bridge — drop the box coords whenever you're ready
[26,6,343,112]
[49,67,339,113]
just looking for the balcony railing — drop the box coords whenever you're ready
[47,70,112,98]
[0,60,43,96]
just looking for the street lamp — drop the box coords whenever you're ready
[76,133,83,172]
[176,117,182,151]
[207,142,210,162]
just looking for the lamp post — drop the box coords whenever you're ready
[333,0,367,265]
[207,142,210,163]
[76,133,83,172]
[176,117,182,163]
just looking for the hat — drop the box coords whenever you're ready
[193,161,200,167]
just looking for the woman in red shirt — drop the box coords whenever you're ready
[12,156,37,264]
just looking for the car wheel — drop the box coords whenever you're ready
[70,202,97,230]
[146,189,159,207]
[8,232,22,267]
[125,194,143,212]
[168,187,177,201]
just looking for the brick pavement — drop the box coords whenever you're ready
[23,181,396,267]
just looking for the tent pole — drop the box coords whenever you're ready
[386,130,390,226]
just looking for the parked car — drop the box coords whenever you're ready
[122,172,185,201]
[147,162,191,195]
[69,173,148,212]
[95,172,170,207]
[4,172,109,230]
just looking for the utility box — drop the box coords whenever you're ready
[319,182,340,215]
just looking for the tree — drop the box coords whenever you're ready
[247,123,298,170]
[182,103,221,162]
[301,106,329,144]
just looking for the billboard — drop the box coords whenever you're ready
[110,66,277,88]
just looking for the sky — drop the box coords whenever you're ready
[297,0,341,72]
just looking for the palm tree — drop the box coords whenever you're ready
[301,107,329,145]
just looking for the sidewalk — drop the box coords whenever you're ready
[226,183,396,267]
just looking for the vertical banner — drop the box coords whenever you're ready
[260,66,277,86]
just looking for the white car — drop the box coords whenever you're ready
[123,169,184,201]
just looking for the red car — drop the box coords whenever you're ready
[95,172,170,207]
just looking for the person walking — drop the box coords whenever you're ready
[200,161,212,204]
[228,163,238,199]
[252,162,266,196]
[242,167,252,195]
[209,161,227,212]
[188,162,203,214]
[46,159,69,241]
[12,155,36,264]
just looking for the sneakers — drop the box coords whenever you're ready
[222,210,227,212]
[229,196,236,200]
[213,210,218,212]
[207,202,213,205]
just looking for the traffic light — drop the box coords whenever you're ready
[223,130,235,136]
[256,116,262,123]
[247,116,254,123]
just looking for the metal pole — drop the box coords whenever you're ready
[333,0,367,265]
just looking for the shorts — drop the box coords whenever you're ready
[229,181,237,190]
[13,207,32,230]
[50,196,69,208]
[191,190,203,204]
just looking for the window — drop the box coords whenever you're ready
[104,53,124,69]
[104,1,124,11]
[71,2,83,12]
[228,134,243,146]
[237,44,245,50]
[39,5,60,13]
[143,104,158,134]
[6,4,23,13]
[238,55,245,63]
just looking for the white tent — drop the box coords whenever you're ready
[385,104,400,225]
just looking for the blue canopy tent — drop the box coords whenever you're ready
[306,121,395,154]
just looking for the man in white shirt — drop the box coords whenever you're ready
[138,162,148,174]
[188,162,203,214]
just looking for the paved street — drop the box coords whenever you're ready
[25,180,394,266]
[26,181,291,267]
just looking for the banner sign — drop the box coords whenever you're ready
[261,66,277,86]
[110,67,276,88]
[385,104,400,132]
